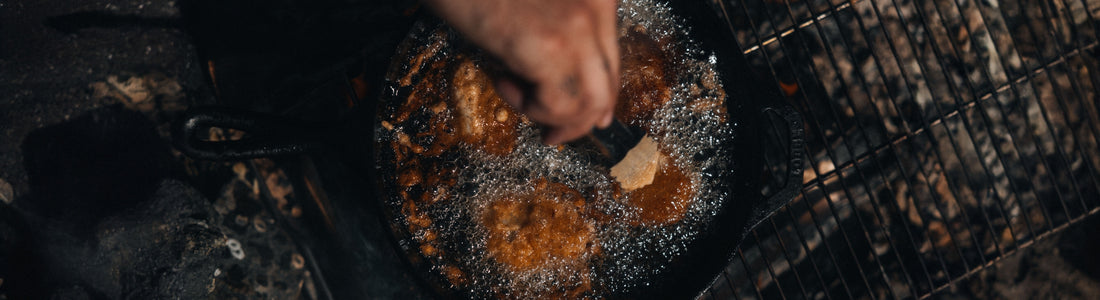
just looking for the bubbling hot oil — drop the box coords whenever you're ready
[383,0,737,297]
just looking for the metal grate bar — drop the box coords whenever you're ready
[1041,0,1100,196]
[974,42,1099,103]
[742,1,855,55]
[748,0,990,294]
[765,2,964,297]
[781,206,835,300]
[967,0,1093,227]
[920,206,1100,299]
[1032,0,1100,211]
[797,3,1004,295]
[875,0,1047,263]
[793,178,863,298]
[728,273,743,300]
[712,0,1100,297]
[996,0,1094,221]
[911,0,1048,262]
[797,41,1098,197]
[862,0,1095,268]
[785,189,859,298]
[747,23,896,300]
[768,4,941,298]
[932,0,1093,243]
[800,188,858,299]
[726,1,880,297]
[751,229,792,300]
[1067,0,1100,46]
[737,247,769,299]
[721,265,745,300]
[761,100,880,296]
[842,4,1013,295]
[808,38,1094,191]
[778,1,1002,295]
[765,214,814,299]
[876,0,1041,257]
[1003,0,1098,223]
[754,217,810,298]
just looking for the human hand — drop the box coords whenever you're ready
[423,0,621,145]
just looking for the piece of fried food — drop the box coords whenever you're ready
[391,55,520,157]
[481,179,598,272]
[616,25,674,130]
[450,58,520,155]
[621,153,694,226]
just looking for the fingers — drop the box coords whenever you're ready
[464,0,621,145]
[593,0,621,108]
[579,0,620,130]
[542,123,591,145]
[582,0,620,130]
[494,77,525,110]
[541,40,616,144]
[599,109,614,128]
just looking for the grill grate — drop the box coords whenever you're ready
[704,0,1100,297]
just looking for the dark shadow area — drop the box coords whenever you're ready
[20,105,171,232]
[44,12,183,34]
[0,196,44,299]
[1061,216,1100,280]
[176,0,416,115]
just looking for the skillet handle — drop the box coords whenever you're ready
[174,107,327,160]
[748,104,805,229]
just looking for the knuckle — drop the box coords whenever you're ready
[520,35,566,69]
[541,34,568,55]
[543,99,573,118]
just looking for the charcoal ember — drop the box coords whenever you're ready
[111,180,225,299]
[20,179,225,299]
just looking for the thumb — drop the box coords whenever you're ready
[494,77,525,111]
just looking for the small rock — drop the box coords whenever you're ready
[252,217,267,233]
[226,238,245,260]
[234,215,248,227]
[232,163,248,180]
[0,178,12,204]
[291,253,305,270]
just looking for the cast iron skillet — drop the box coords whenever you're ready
[176,1,804,298]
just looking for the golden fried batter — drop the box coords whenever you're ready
[616,25,674,129]
[482,179,597,272]
[450,59,520,155]
[391,56,520,156]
